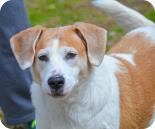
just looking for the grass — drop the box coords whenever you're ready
[26,0,154,45]
[26,0,117,45]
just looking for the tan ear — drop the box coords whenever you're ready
[10,26,45,70]
[73,22,107,66]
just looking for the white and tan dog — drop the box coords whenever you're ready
[10,0,155,129]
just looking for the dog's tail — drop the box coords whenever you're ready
[92,0,154,31]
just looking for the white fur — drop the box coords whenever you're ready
[127,25,155,43]
[0,121,9,129]
[92,0,154,31]
[148,110,155,127]
[146,119,155,129]
[111,53,135,65]
[31,55,121,129]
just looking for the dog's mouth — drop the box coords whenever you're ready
[48,88,66,98]
[48,92,65,98]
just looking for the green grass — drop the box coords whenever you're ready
[26,0,107,27]
[26,0,154,45]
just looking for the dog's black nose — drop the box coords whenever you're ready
[48,76,65,90]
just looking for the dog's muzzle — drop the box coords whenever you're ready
[48,75,65,96]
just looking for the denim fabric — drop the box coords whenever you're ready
[0,0,35,125]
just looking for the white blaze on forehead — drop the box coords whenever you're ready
[43,38,61,73]
[50,38,60,52]
[37,38,60,60]
[38,38,61,79]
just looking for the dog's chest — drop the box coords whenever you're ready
[44,95,96,129]
[31,81,120,129]
[45,99,119,129]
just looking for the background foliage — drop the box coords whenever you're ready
[26,0,155,45]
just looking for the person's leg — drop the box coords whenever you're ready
[0,0,35,127]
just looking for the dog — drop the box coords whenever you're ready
[10,0,155,129]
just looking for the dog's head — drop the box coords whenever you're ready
[10,22,107,98]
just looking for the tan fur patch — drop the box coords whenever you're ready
[35,26,86,59]
[110,32,155,129]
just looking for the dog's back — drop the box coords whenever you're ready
[92,2,155,127]
[108,26,155,129]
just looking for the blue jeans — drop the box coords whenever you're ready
[0,0,35,125]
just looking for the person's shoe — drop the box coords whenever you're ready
[27,120,36,129]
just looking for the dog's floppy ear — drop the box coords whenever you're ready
[73,22,107,66]
[10,26,45,70]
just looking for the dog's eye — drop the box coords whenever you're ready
[38,55,48,62]
[65,52,77,60]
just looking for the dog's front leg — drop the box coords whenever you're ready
[31,82,51,129]
[35,110,51,129]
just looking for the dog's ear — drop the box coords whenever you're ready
[73,22,107,66]
[10,26,45,70]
